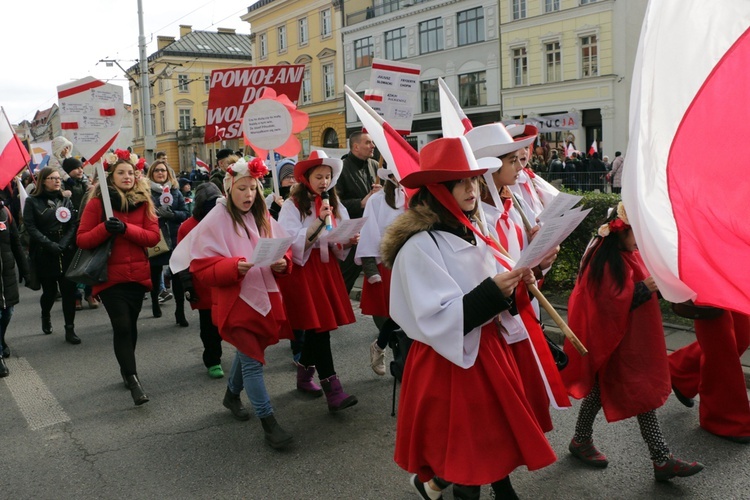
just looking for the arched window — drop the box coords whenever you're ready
[322,128,339,148]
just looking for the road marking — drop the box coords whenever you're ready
[3,357,70,430]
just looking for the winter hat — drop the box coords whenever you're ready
[216,148,234,162]
[192,182,222,221]
[224,157,269,194]
[277,158,296,182]
[52,136,73,159]
[178,178,192,191]
[62,157,83,174]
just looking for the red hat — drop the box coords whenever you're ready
[400,137,500,189]
[294,150,343,190]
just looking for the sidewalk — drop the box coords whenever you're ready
[350,275,750,384]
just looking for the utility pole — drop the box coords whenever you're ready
[138,0,155,161]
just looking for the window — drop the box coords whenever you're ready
[384,28,407,61]
[158,79,163,94]
[301,67,312,104]
[354,37,373,69]
[178,74,189,92]
[457,8,484,46]
[278,26,287,52]
[581,0,598,4]
[421,79,439,113]
[512,0,526,20]
[459,72,486,107]
[323,63,335,99]
[545,0,560,12]
[545,41,561,82]
[419,18,443,54]
[321,9,332,37]
[179,109,192,130]
[512,47,528,86]
[159,110,166,133]
[259,33,267,58]
[204,75,211,93]
[299,18,308,45]
[581,34,598,77]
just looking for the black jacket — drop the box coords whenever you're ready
[23,190,77,278]
[337,154,378,219]
[0,207,29,308]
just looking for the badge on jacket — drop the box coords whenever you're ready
[160,186,173,206]
[56,206,72,223]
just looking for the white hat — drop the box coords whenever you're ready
[52,136,73,159]
[465,123,536,159]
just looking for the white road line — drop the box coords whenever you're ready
[3,357,70,431]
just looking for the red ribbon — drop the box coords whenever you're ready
[99,108,116,116]
[61,122,79,129]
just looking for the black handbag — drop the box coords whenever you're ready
[671,300,724,320]
[65,238,114,286]
[545,333,569,370]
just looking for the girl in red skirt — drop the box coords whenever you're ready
[562,203,704,481]
[277,150,359,412]
[381,137,556,500]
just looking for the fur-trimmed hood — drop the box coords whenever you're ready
[380,204,440,268]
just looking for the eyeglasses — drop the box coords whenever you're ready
[46,177,62,181]
[152,169,168,173]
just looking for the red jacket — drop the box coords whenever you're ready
[77,197,161,296]
[177,217,213,310]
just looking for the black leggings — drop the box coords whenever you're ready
[150,264,163,306]
[298,331,335,379]
[40,275,77,326]
[198,309,222,367]
[99,283,147,377]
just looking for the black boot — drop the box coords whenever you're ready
[64,325,81,345]
[222,388,250,421]
[152,302,162,318]
[260,414,293,449]
[0,357,8,377]
[42,315,52,335]
[491,477,519,500]
[125,374,149,405]
[175,309,189,327]
[452,484,480,500]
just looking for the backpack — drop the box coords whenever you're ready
[382,318,411,416]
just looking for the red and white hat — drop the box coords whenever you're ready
[294,150,343,190]
[505,123,539,142]
[465,123,537,159]
[400,137,500,189]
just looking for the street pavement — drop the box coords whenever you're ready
[2,283,750,499]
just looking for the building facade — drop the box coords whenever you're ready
[242,0,346,156]
[128,25,252,172]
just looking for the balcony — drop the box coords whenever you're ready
[346,0,430,26]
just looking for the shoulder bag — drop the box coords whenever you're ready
[65,238,114,286]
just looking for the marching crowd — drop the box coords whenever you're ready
[1,120,748,499]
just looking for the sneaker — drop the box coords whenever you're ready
[569,438,609,468]
[158,290,173,303]
[86,296,100,309]
[207,365,224,379]
[410,475,442,500]
[654,454,704,481]
[75,299,83,311]
[369,340,386,376]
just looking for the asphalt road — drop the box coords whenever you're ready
[2,285,749,499]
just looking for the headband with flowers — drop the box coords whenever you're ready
[103,149,138,171]
[597,202,631,238]
[224,157,269,193]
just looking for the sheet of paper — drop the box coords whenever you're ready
[515,208,591,269]
[537,192,582,222]
[249,236,294,267]
[325,217,368,245]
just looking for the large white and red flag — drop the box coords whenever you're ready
[0,107,30,189]
[623,0,750,314]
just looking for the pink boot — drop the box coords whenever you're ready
[296,364,323,397]
[320,374,358,412]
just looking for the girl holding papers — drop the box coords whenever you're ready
[277,150,359,413]
[170,157,295,450]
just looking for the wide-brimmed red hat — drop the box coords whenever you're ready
[294,149,343,189]
[400,137,500,189]
[465,123,537,159]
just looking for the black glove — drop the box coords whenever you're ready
[104,217,127,234]
[156,205,175,219]
[48,242,63,255]
[177,270,199,304]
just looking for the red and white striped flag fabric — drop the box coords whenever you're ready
[588,140,597,156]
[438,78,473,136]
[623,0,750,314]
[196,158,209,169]
[0,107,30,189]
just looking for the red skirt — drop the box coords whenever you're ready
[394,324,557,485]
[360,265,392,317]
[509,339,553,433]
[277,249,355,332]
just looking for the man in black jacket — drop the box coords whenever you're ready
[336,132,381,294]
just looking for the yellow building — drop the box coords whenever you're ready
[128,25,252,172]
[241,0,346,155]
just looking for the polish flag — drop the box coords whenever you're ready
[565,142,576,159]
[196,158,209,169]
[623,0,750,314]
[588,140,597,157]
[0,107,30,189]
[438,78,473,136]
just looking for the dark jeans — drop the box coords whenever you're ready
[40,275,76,326]
[198,309,222,367]
[338,247,361,295]
[298,331,335,379]
[99,283,147,377]
[0,306,13,351]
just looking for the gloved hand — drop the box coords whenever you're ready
[104,217,127,234]
[177,270,198,303]
[156,205,175,219]
[48,242,63,255]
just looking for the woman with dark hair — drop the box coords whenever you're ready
[382,137,553,500]
[146,159,189,322]
[277,150,359,412]
[77,150,160,405]
[562,203,704,482]
[24,166,80,344]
